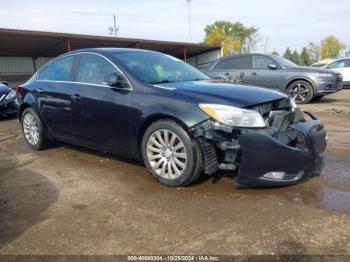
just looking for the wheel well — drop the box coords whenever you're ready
[19,103,31,121]
[286,78,314,90]
[137,115,189,151]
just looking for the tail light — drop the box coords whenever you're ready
[15,86,21,99]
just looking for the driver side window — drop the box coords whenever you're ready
[252,56,274,69]
[77,54,118,85]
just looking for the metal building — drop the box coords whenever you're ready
[0,28,221,87]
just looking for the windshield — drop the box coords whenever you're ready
[113,51,210,84]
[271,55,298,68]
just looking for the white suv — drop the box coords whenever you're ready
[324,58,350,88]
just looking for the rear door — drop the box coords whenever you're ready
[225,55,252,84]
[244,55,284,89]
[70,53,132,150]
[206,59,229,80]
[36,55,76,140]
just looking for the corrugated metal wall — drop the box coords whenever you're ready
[0,57,35,74]
[0,56,53,87]
[187,50,221,70]
[34,57,53,70]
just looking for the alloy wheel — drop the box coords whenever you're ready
[289,83,309,103]
[146,129,188,179]
[23,113,40,146]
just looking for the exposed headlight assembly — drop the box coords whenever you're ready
[5,90,16,100]
[199,103,266,128]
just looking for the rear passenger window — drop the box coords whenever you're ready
[77,54,117,85]
[226,56,251,69]
[252,56,274,69]
[39,56,74,81]
[214,60,228,70]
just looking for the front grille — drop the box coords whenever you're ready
[249,98,291,117]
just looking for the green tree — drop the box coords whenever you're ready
[203,21,260,56]
[290,50,300,65]
[283,47,293,60]
[271,50,279,56]
[321,36,346,59]
[299,47,312,66]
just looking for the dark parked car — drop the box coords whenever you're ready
[206,53,343,104]
[0,81,17,117]
[17,48,327,188]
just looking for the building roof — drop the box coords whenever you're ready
[0,28,220,59]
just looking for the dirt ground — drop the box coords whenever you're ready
[0,90,350,256]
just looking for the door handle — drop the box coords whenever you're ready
[240,72,245,78]
[225,72,232,76]
[71,94,81,101]
[35,88,44,93]
[252,72,258,76]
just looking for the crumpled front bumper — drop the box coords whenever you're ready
[236,113,327,187]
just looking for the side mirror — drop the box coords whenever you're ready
[103,73,129,89]
[268,64,278,70]
[2,81,9,86]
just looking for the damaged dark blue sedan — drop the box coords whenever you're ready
[16,48,327,188]
[0,81,17,117]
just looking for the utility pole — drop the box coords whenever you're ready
[186,0,192,41]
[264,36,269,54]
[109,14,119,37]
[113,14,118,37]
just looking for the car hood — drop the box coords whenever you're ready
[0,84,11,96]
[158,80,288,108]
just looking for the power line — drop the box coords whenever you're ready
[186,0,192,41]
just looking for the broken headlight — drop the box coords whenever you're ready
[199,104,266,128]
[5,90,16,100]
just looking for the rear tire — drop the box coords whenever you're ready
[141,120,203,187]
[21,108,51,150]
[288,80,314,104]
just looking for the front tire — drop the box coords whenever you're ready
[21,108,50,150]
[141,120,203,187]
[288,80,314,104]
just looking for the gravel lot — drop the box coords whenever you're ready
[0,90,350,256]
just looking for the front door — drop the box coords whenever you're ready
[244,55,283,89]
[70,53,132,150]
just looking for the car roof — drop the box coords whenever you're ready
[217,53,270,60]
[65,47,157,57]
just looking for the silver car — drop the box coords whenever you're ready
[206,53,343,104]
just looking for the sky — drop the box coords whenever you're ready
[1,0,349,54]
